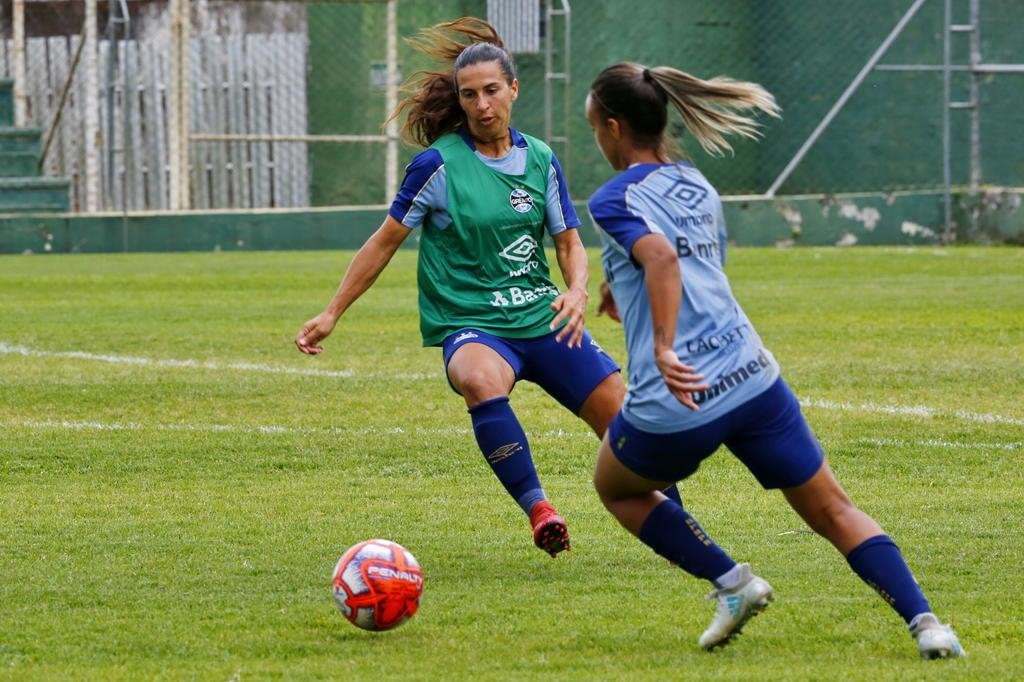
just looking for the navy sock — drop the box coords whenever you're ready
[846,535,931,623]
[661,483,683,505]
[469,397,545,515]
[638,499,736,582]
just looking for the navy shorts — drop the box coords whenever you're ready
[441,328,620,414]
[608,378,824,489]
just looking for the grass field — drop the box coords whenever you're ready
[1,246,1022,680]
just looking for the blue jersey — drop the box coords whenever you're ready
[389,126,580,236]
[589,162,780,433]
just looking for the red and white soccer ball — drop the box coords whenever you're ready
[331,539,424,631]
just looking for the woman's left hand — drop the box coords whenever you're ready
[550,286,589,348]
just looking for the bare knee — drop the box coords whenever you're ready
[593,465,622,510]
[455,368,508,405]
[804,495,857,537]
[579,374,627,438]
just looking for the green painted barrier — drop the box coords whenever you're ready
[2,190,1020,255]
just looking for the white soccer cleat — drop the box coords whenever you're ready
[698,563,773,650]
[910,613,967,660]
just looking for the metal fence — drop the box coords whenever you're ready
[1,0,1022,219]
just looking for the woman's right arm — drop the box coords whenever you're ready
[631,233,708,410]
[295,215,412,354]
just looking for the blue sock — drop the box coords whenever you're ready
[638,499,736,582]
[662,483,682,505]
[469,397,545,515]
[846,535,931,623]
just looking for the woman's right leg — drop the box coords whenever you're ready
[782,459,965,658]
[780,459,882,554]
[447,342,569,557]
[782,460,930,622]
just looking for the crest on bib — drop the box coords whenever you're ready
[509,188,535,214]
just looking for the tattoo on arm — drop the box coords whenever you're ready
[655,325,672,349]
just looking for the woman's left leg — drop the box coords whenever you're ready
[575,372,684,505]
[593,432,773,649]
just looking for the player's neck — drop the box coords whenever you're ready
[472,131,513,158]
[621,147,667,168]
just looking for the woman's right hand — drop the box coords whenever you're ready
[655,348,708,411]
[596,281,621,323]
[295,312,339,355]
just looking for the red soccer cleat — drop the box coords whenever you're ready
[529,500,571,558]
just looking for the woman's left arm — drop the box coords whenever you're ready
[549,228,590,348]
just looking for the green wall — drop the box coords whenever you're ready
[303,0,1022,205]
[3,190,1020,255]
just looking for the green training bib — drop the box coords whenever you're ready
[416,131,561,346]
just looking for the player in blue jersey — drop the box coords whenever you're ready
[295,19,679,558]
[584,62,965,658]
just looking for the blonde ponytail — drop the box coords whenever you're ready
[647,67,780,156]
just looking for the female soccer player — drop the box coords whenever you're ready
[295,19,675,558]
[586,62,965,659]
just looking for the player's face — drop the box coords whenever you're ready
[456,61,518,142]
[586,94,624,170]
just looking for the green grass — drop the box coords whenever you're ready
[1,247,1022,680]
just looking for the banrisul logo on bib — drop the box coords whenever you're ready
[509,188,534,213]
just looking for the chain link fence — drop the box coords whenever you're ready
[1,0,1021,213]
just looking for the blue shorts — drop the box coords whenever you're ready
[441,328,620,414]
[608,378,824,489]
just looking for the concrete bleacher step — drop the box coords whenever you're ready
[0,79,13,127]
[0,127,42,154]
[0,177,70,213]
[0,152,39,177]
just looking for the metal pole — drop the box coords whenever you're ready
[384,0,398,203]
[121,0,133,215]
[168,0,190,210]
[562,0,571,183]
[84,0,101,212]
[543,0,552,144]
[968,0,981,192]
[39,19,89,171]
[942,0,953,240]
[105,0,118,207]
[765,0,929,197]
[12,0,25,126]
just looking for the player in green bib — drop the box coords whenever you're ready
[295,18,679,557]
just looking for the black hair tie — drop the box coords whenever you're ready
[642,68,653,82]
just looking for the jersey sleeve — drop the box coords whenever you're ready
[587,183,659,256]
[388,148,445,229]
[543,153,581,237]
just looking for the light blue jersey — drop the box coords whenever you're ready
[589,162,780,433]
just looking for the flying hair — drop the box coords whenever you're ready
[590,63,781,156]
[385,17,514,147]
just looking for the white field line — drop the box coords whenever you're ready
[800,397,1024,427]
[0,418,1020,451]
[0,341,436,381]
[2,342,1021,427]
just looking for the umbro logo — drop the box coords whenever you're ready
[499,235,538,262]
[663,178,708,209]
[452,331,479,344]
[486,442,524,464]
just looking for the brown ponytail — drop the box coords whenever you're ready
[386,17,515,148]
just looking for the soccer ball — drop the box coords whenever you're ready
[331,539,424,631]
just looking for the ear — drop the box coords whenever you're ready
[607,117,623,140]
[509,78,519,102]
